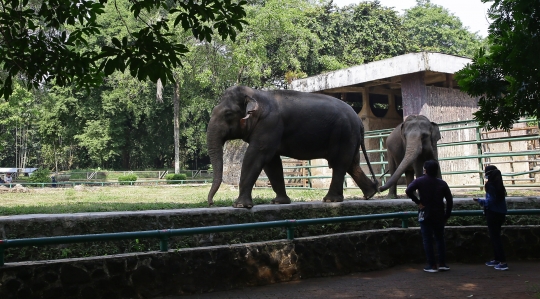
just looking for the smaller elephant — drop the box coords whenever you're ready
[379,115,441,198]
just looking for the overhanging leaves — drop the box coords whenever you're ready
[0,0,247,100]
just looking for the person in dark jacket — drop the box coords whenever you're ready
[473,165,508,271]
[406,160,453,273]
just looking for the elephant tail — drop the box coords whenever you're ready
[360,138,377,184]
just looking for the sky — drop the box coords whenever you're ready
[333,0,492,37]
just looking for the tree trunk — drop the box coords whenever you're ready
[174,79,180,174]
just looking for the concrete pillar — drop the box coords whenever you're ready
[386,93,403,120]
[401,72,427,118]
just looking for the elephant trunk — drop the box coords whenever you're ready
[380,140,422,192]
[207,121,225,206]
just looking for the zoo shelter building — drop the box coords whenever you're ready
[288,52,532,188]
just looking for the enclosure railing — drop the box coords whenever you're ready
[263,118,540,190]
[6,119,539,190]
[0,179,211,188]
[1,209,539,266]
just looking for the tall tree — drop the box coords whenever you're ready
[228,0,319,88]
[456,0,540,130]
[304,1,408,75]
[402,0,483,58]
[0,82,41,168]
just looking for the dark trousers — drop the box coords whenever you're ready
[420,220,446,267]
[486,210,506,262]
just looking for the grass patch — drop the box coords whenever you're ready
[0,185,538,216]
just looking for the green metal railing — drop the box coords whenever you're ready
[1,179,211,188]
[6,119,539,190]
[263,118,540,190]
[1,209,539,266]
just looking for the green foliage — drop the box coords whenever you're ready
[0,0,489,172]
[304,1,408,75]
[455,0,540,130]
[0,0,247,100]
[28,169,52,184]
[402,0,483,57]
[117,174,138,185]
[165,173,188,184]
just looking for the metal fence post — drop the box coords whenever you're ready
[379,134,386,185]
[159,229,170,252]
[476,126,485,190]
[286,220,296,240]
[401,215,409,228]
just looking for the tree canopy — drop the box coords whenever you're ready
[0,0,485,171]
[402,0,483,57]
[0,0,247,100]
[455,0,540,130]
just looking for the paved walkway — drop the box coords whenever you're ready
[165,261,540,299]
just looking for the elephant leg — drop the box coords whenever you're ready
[405,170,417,198]
[414,160,424,180]
[264,154,291,204]
[323,163,347,202]
[347,152,377,200]
[405,170,415,186]
[235,144,277,209]
[387,157,398,199]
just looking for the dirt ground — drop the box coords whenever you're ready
[170,261,540,299]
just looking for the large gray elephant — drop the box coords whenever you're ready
[207,86,378,208]
[378,115,441,198]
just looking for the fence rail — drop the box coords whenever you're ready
[1,209,539,266]
[259,118,540,190]
[1,179,211,188]
[6,119,540,190]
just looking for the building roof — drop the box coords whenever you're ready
[289,52,472,94]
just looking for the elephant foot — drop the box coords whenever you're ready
[233,198,254,209]
[271,195,291,204]
[363,187,378,200]
[323,195,344,203]
[387,193,398,199]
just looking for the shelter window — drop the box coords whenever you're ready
[370,94,389,117]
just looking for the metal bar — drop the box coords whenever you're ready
[476,126,485,189]
[286,220,296,240]
[401,216,409,228]
[1,210,539,266]
[439,151,540,161]
[438,135,540,147]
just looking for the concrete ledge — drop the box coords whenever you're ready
[1,197,538,227]
[1,197,539,263]
[1,225,539,298]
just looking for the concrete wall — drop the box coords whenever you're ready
[1,225,539,299]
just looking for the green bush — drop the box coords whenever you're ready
[118,174,138,185]
[165,173,187,184]
[28,168,52,184]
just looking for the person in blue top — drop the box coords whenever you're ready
[406,160,453,273]
[473,165,508,271]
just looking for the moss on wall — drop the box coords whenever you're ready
[1,197,539,262]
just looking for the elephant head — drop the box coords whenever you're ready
[206,86,262,205]
[379,115,441,192]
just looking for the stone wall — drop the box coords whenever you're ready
[1,198,539,262]
[1,225,539,299]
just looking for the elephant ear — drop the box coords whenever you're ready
[240,96,260,130]
[431,122,441,142]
